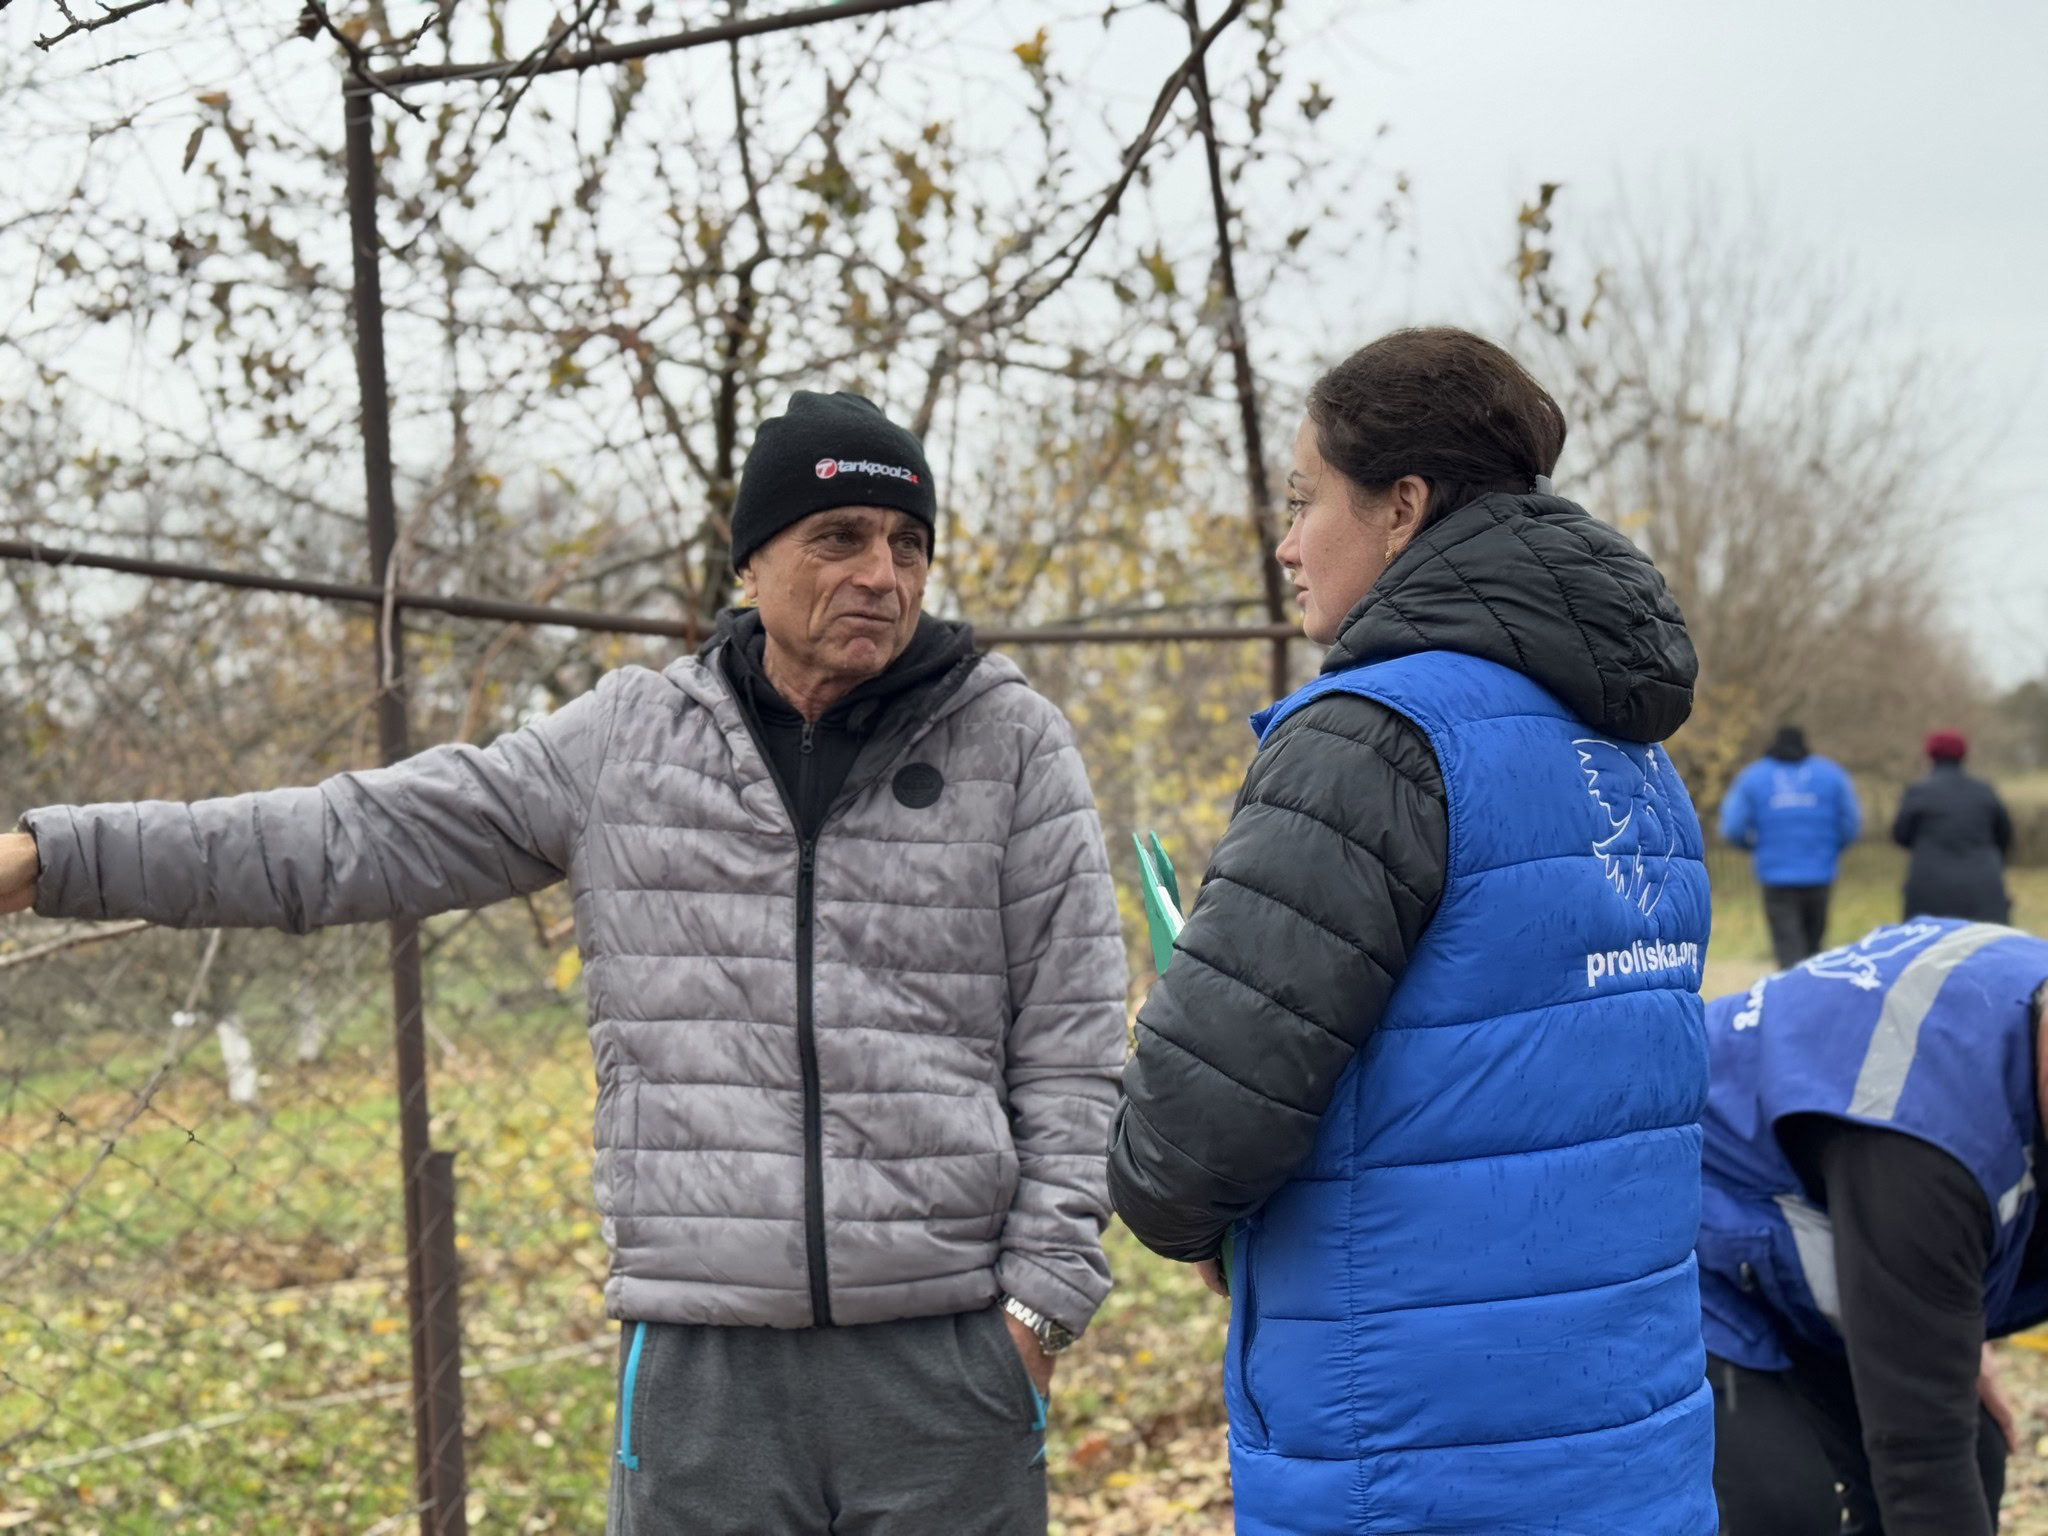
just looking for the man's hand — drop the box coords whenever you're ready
[1193,1257,1229,1298]
[1979,1342,2019,1453]
[1002,1311,1056,1398]
[0,831,38,917]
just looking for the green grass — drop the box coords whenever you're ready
[2006,772,2048,812]
[1,1027,617,1534]
[5,857,2048,1533]
[1705,842,2048,965]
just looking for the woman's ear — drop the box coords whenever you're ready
[1384,474,1432,560]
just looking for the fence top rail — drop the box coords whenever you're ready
[359,0,953,91]
[0,539,1300,647]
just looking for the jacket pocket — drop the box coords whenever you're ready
[1696,1221,1785,1362]
[981,1091,1021,1223]
[961,1305,1043,1432]
[622,1073,644,1227]
[1227,1216,1271,1446]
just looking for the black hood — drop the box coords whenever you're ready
[705,607,981,841]
[1323,491,1697,745]
[1767,725,1810,763]
[709,607,978,728]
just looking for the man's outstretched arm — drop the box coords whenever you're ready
[5,675,619,933]
[0,831,37,916]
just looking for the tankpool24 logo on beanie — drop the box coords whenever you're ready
[814,457,919,486]
[731,391,938,569]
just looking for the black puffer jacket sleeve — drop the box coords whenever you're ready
[1107,692,1447,1262]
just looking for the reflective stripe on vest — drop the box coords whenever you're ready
[1848,923,2021,1119]
[1773,1195,1841,1328]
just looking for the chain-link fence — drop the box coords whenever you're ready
[1,888,617,1534]
[0,540,1293,1535]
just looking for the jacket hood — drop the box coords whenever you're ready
[1323,491,1697,745]
[671,609,1020,729]
[710,608,979,729]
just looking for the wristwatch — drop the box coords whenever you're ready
[1000,1294,1077,1355]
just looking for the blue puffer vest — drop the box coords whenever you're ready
[1228,650,1716,1536]
[1718,754,1860,887]
[1700,920,2048,1371]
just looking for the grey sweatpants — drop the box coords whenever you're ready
[605,1304,1049,1536]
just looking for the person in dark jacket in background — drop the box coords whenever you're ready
[1699,921,2048,1536]
[1108,328,1716,1535]
[1894,730,2013,923]
[1720,725,1863,969]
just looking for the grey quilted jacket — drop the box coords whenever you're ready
[25,639,1128,1333]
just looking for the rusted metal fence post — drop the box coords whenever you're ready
[344,79,470,1536]
[1180,0,1293,702]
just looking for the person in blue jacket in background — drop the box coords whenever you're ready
[1699,920,2048,1536]
[1109,328,1716,1535]
[1720,725,1862,969]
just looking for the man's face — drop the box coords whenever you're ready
[741,505,930,685]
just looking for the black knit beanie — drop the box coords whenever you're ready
[730,391,938,569]
[1767,725,1809,762]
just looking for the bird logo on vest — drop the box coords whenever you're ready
[1799,921,1945,991]
[1767,766,1821,810]
[1573,738,1675,917]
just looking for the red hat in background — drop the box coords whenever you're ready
[1924,730,1968,762]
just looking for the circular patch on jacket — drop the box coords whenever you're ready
[893,762,944,809]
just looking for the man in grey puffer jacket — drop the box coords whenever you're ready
[0,391,1128,1535]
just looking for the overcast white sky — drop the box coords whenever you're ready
[1306,0,2047,686]
[6,0,2042,683]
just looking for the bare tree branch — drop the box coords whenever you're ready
[33,0,168,51]
[0,919,153,973]
[306,0,427,120]
[999,0,1247,329]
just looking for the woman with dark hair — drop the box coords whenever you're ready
[1109,327,1715,1533]
[1894,730,2013,922]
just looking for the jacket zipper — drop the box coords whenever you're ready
[794,723,832,1326]
[720,669,977,1327]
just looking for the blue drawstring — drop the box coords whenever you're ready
[616,1321,647,1470]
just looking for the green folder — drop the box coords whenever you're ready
[1131,830,1184,976]
[1130,831,1234,1293]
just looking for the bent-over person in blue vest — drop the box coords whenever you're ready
[1108,329,1717,1534]
[1700,920,2048,1536]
